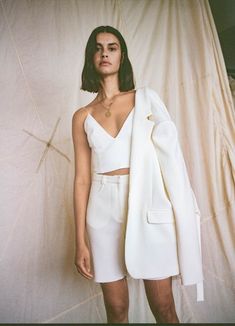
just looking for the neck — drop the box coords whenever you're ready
[98,75,120,100]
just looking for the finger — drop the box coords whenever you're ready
[77,259,93,279]
[78,268,93,279]
[84,256,91,274]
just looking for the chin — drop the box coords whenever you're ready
[97,68,119,76]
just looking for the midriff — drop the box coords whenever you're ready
[98,168,130,176]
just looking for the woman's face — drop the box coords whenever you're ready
[93,32,122,77]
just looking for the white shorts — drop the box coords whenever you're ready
[86,173,172,283]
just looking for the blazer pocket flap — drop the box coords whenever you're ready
[147,209,175,224]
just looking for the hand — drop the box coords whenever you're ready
[74,245,93,280]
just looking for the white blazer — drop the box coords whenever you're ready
[125,86,204,301]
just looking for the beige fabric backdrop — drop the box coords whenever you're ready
[0,0,234,323]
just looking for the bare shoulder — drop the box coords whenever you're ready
[72,96,99,123]
[120,89,136,98]
[119,89,136,102]
[117,89,136,107]
[72,106,86,121]
[72,105,92,127]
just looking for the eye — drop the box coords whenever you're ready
[109,47,117,51]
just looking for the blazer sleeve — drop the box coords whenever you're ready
[148,88,204,300]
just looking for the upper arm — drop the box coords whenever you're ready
[72,108,91,184]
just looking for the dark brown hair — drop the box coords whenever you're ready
[81,26,135,93]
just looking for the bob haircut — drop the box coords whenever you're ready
[81,26,135,93]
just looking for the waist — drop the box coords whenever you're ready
[92,172,130,185]
[97,167,130,176]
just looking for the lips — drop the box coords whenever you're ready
[100,61,111,66]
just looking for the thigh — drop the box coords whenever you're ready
[143,277,174,305]
[143,277,179,323]
[101,277,129,309]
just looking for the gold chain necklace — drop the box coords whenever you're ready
[101,100,113,117]
[100,92,120,118]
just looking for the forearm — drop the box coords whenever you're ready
[73,179,91,248]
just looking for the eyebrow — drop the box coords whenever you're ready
[96,42,119,47]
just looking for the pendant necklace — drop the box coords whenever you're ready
[100,92,120,118]
[102,100,113,117]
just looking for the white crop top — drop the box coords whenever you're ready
[84,108,134,173]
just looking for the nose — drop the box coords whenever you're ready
[101,50,108,58]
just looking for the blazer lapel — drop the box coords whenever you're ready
[128,87,155,210]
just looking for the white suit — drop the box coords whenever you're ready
[125,86,204,301]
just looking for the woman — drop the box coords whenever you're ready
[72,25,203,324]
